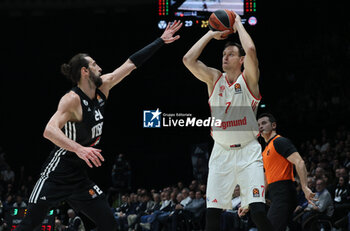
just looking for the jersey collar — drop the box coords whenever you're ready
[266,134,279,146]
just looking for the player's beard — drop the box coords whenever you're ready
[89,71,102,88]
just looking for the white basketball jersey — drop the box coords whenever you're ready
[209,73,261,145]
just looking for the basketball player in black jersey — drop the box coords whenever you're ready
[15,21,182,231]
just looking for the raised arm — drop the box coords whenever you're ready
[43,92,104,168]
[183,30,227,95]
[99,20,183,97]
[233,13,260,98]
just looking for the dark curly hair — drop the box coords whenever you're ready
[61,53,90,84]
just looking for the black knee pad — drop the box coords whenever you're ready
[205,208,222,231]
[249,202,274,231]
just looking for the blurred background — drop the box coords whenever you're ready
[0,0,349,229]
[0,0,347,189]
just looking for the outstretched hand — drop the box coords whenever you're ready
[160,20,183,44]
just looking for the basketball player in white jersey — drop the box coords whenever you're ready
[183,13,273,231]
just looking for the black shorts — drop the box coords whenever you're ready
[15,178,117,231]
[29,177,104,207]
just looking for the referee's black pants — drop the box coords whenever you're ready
[267,180,298,231]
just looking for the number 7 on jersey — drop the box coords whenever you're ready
[225,102,231,113]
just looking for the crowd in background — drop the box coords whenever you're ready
[0,124,350,231]
[0,1,349,230]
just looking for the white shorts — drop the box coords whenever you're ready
[206,139,265,209]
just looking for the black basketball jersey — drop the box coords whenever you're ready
[39,86,106,184]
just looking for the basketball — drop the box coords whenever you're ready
[208,9,236,36]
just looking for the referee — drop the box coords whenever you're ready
[257,113,316,231]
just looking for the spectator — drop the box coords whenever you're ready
[177,182,184,191]
[156,191,173,214]
[169,190,206,231]
[127,193,142,231]
[154,191,176,231]
[1,166,14,184]
[171,187,179,198]
[184,191,205,218]
[199,184,206,197]
[12,195,27,208]
[128,192,154,230]
[329,167,348,198]
[189,180,199,192]
[66,209,85,231]
[320,137,330,153]
[175,193,183,206]
[338,167,348,178]
[344,151,350,169]
[332,176,350,228]
[4,183,15,199]
[148,193,161,213]
[2,195,13,213]
[315,167,325,180]
[180,188,192,207]
[307,176,316,192]
[231,185,241,211]
[55,217,66,231]
[169,195,187,231]
[139,193,162,230]
[301,178,334,230]
[139,190,173,230]
[114,194,130,231]
[150,189,157,195]
[170,191,177,207]
[189,190,195,200]
[127,193,138,214]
